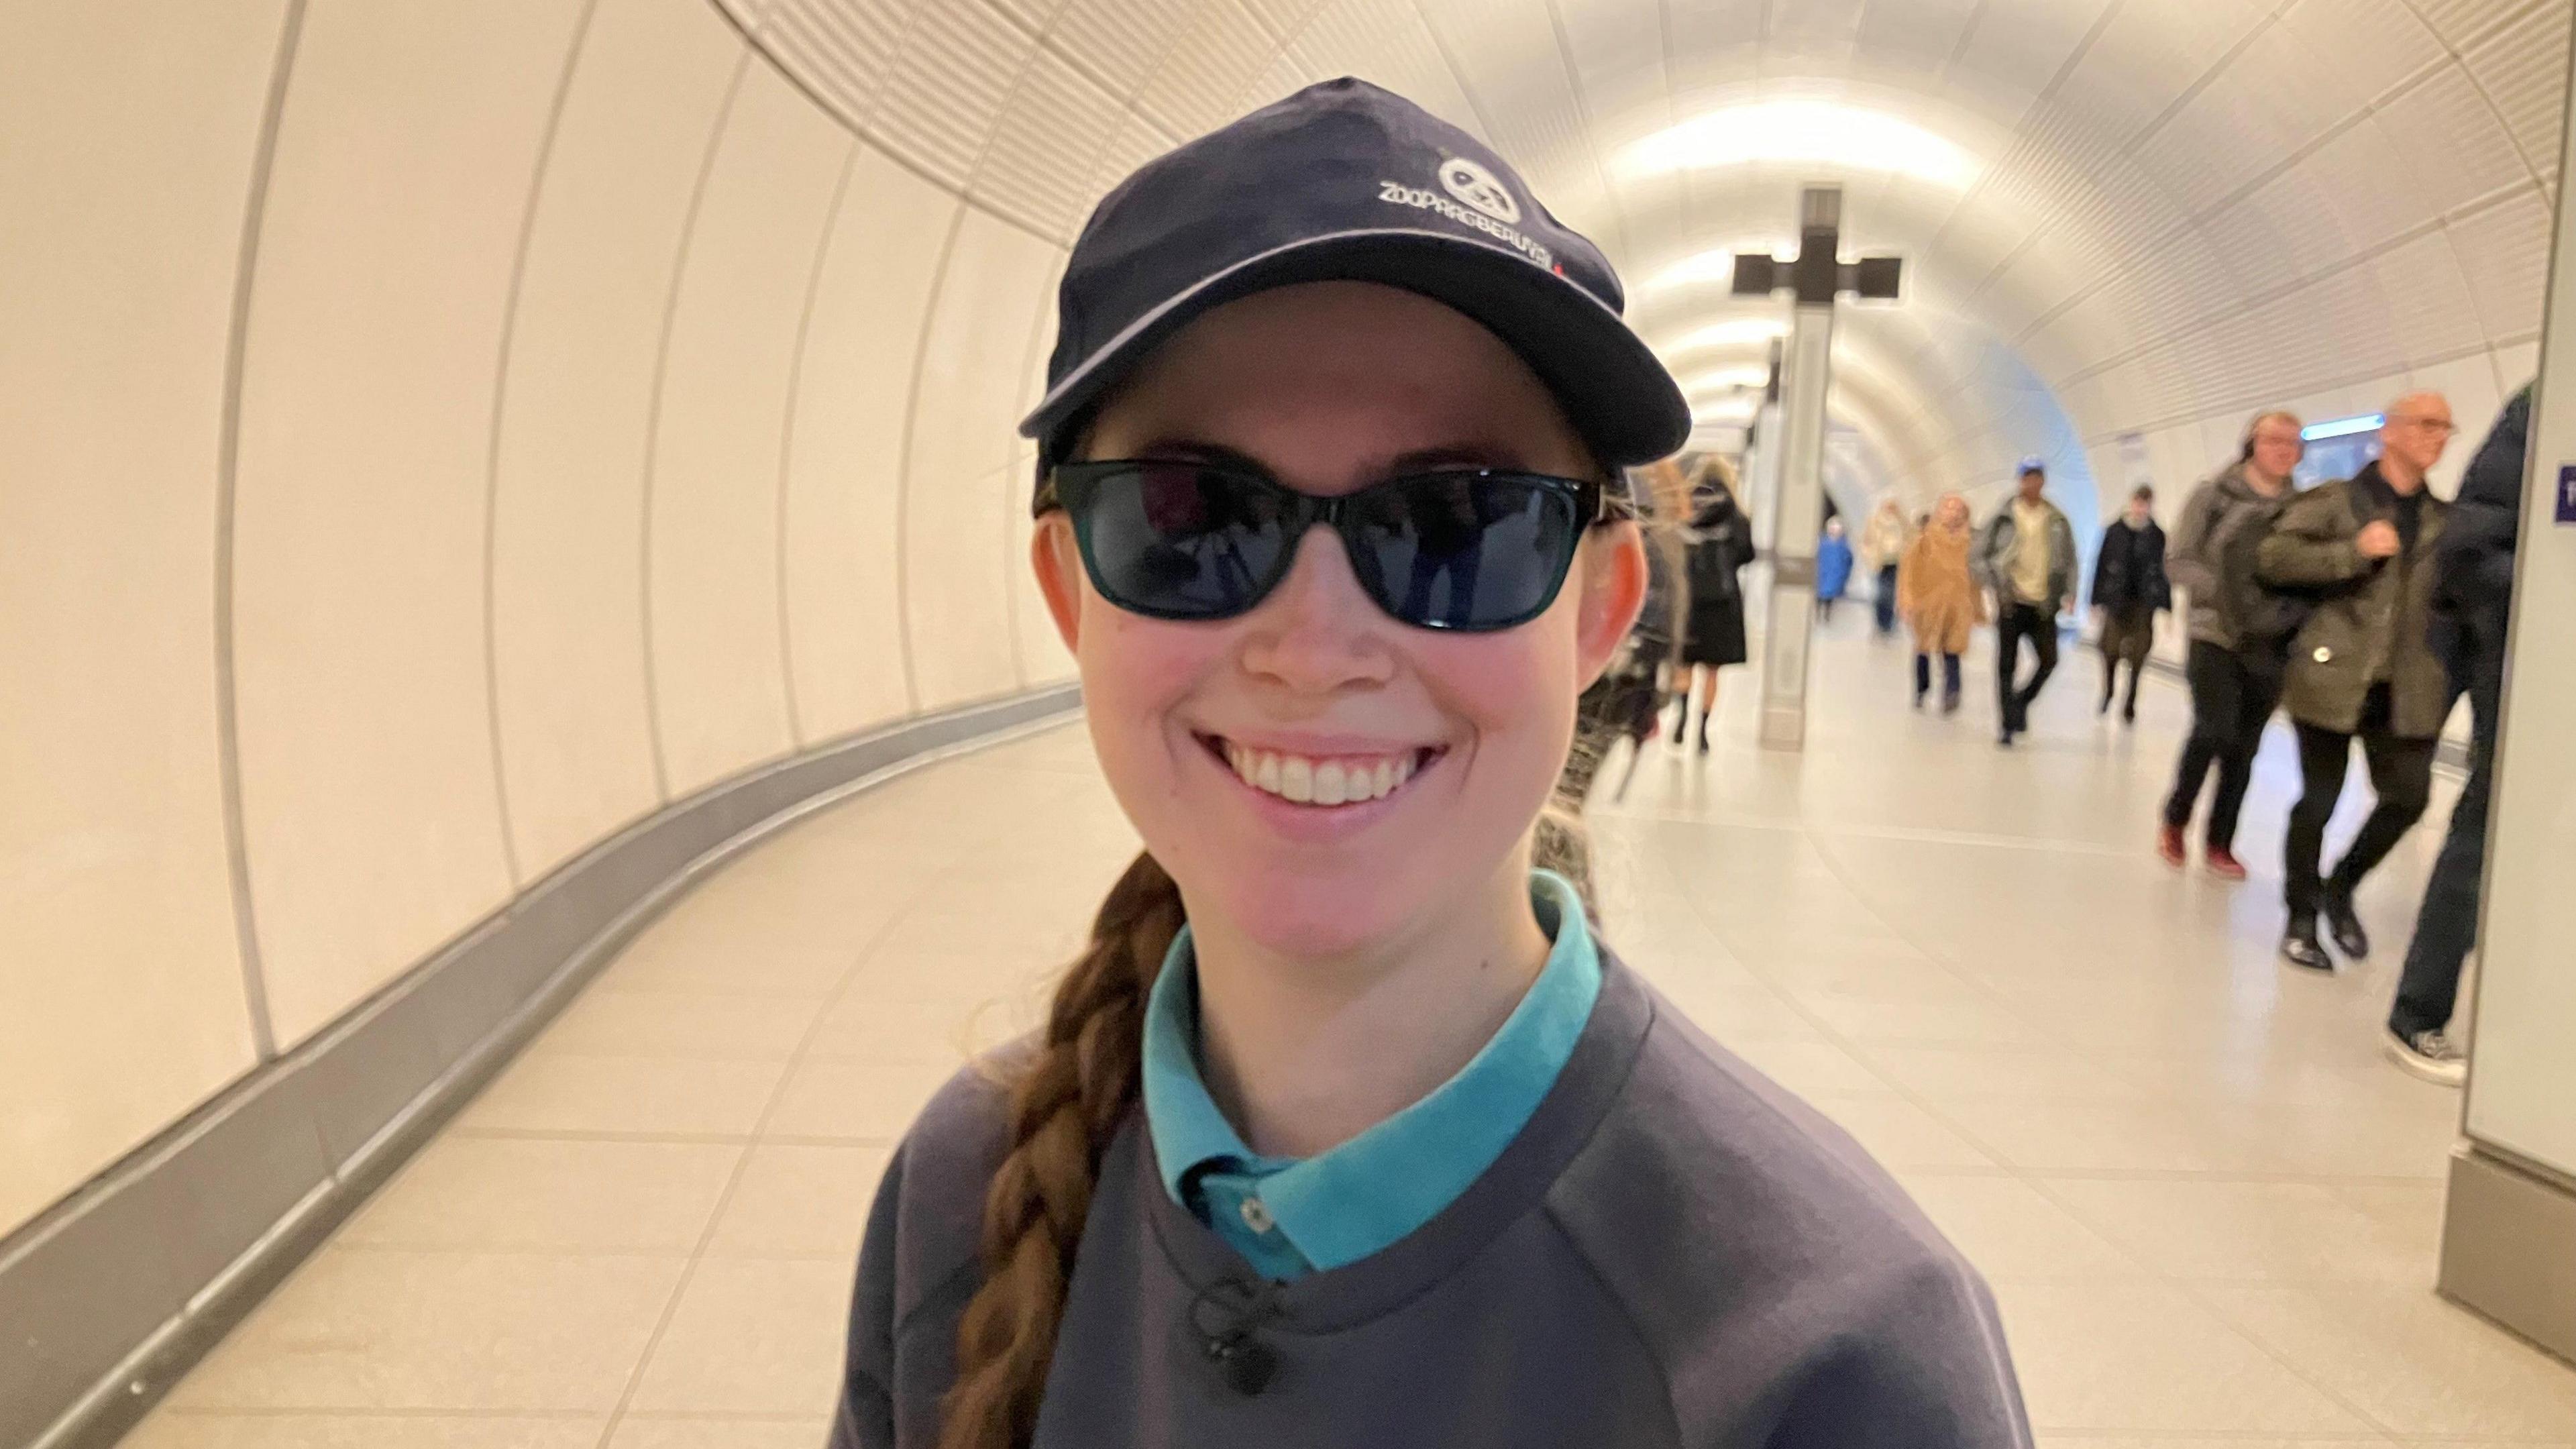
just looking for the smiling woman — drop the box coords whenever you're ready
[827,76,2032,1449]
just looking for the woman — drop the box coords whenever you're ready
[1861,496,1910,635]
[1672,455,1757,755]
[1899,492,1984,713]
[2089,485,2171,724]
[831,78,2029,1449]
[2160,411,2303,880]
[1816,516,1856,623]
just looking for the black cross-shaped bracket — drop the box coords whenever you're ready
[1729,189,1903,306]
[1731,248,1903,305]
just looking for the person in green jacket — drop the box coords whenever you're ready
[2257,392,2456,973]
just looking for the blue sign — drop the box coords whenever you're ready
[2562,464,2576,525]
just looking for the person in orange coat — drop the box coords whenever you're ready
[1898,492,1986,714]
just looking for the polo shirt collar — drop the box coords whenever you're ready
[1140,870,1604,1275]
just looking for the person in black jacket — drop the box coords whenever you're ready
[1672,456,1757,755]
[2090,485,2171,723]
[2385,383,2530,1085]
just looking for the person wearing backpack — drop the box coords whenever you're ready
[1672,456,1756,755]
[2386,383,2529,1082]
[2260,394,2457,973]
[2157,412,2305,879]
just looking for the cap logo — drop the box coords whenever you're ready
[1438,157,1520,223]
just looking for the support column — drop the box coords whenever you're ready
[1731,185,1903,752]
[1759,299,1833,749]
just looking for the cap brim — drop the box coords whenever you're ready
[1020,229,1692,469]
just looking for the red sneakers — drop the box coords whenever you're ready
[2155,824,2187,869]
[2205,846,2249,881]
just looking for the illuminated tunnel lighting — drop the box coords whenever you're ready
[2302,414,2383,441]
[1619,101,1984,189]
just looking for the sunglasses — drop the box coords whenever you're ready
[1040,460,1616,632]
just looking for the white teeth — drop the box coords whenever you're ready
[1222,743,1425,807]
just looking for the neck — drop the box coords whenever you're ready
[1185,855,1553,1160]
[2380,455,2425,494]
[2244,464,2288,496]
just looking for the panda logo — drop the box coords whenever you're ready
[1438,157,1521,224]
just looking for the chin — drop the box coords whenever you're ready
[1194,863,1417,961]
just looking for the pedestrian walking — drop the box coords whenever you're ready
[1816,517,1855,624]
[1974,460,2078,747]
[2159,412,2305,879]
[1672,456,1757,755]
[1862,496,1909,637]
[1900,493,1984,714]
[2263,394,2457,973]
[2388,384,2528,1082]
[2090,486,2171,724]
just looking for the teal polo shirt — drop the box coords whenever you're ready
[1139,870,1603,1281]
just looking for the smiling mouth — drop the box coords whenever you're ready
[1197,735,1446,807]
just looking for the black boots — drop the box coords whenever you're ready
[2323,883,2371,959]
[2281,918,2334,973]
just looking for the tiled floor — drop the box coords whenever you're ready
[124,619,2576,1448]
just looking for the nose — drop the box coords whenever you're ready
[1236,524,1398,692]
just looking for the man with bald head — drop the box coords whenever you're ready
[2259,392,2457,974]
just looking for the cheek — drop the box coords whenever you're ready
[1074,604,1224,765]
[1421,618,1581,769]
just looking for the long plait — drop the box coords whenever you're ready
[936,850,1185,1449]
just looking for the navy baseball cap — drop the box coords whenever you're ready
[1020,78,1690,492]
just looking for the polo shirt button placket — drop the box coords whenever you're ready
[1239,1196,1276,1235]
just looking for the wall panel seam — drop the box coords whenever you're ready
[2000,50,2459,354]
[773,141,865,750]
[704,0,1068,252]
[213,0,313,1065]
[2075,335,2525,445]
[893,202,975,716]
[1543,0,1637,268]
[2044,177,2542,395]
[2120,0,2292,160]
[637,52,756,805]
[480,0,607,891]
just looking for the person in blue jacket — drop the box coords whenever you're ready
[829,77,2031,1449]
[1815,515,1856,623]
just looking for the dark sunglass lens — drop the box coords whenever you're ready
[1350,476,1580,630]
[1077,465,1289,619]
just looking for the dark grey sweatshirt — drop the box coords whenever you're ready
[828,951,2034,1447]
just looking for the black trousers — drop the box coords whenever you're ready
[2285,683,2437,923]
[2393,663,2497,1036]
[1913,651,1962,698]
[1995,602,2058,733]
[1874,564,1899,633]
[2163,640,2286,850]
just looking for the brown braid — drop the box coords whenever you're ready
[937,849,1185,1449]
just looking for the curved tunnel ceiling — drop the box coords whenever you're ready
[722,0,2565,508]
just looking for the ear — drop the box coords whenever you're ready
[1031,514,1085,653]
[1572,523,1648,690]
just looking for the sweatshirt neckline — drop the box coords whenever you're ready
[1132,948,1655,1336]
